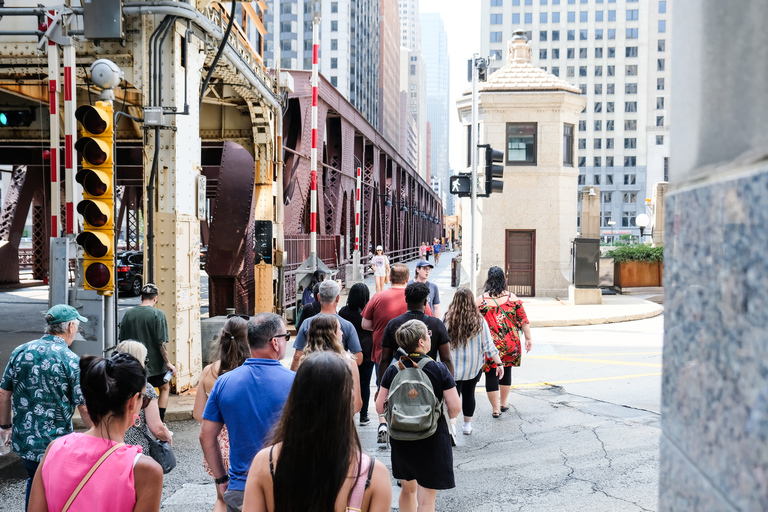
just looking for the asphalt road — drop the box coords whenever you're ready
[0,315,663,511]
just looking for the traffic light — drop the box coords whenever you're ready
[74,101,115,294]
[0,109,35,127]
[483,145,504,195]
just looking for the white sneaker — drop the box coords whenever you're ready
[377,423,388,445]
[462,423,473,435]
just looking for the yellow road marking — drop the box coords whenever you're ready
[526,355,661,368]
[528,352,662,358]
[510,372,662,388]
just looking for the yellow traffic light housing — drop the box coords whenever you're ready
[75,101,115,295]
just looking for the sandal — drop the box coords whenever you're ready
[500,406,510,412]
[492,411,501,418]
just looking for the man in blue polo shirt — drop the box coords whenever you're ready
[200,312,295,512]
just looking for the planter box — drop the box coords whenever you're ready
[614,261,662,288]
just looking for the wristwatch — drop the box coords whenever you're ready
[214,474,230,485]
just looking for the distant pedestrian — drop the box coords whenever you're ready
[200,313,295,512]
[301,270,326,312]
[118,283,175,422]
[28,352,163,512]
[419,242,428,261]
[291,280,363,371]
[338,283,375,426]
[115,341,173,457]
[296,282,321,331]
[432,239,442,265]
[476,267,533,417]
[370,245,391,293]
[411,260,441,318]
[193,315,251,512]
[375,320,460,512]
[242,352,392,512]
[443,288,504,435]
[0,304,93,510]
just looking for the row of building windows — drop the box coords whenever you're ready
[577,173,637,185]
[493,9,644,25]
[494,0,640,5]
[490,27,658,42]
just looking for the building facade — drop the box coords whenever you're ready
[480,0,672,241]
[420,12,452,214]
[399,0,428,181]
[379,0,402,148]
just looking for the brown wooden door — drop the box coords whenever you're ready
[505,230,535,297]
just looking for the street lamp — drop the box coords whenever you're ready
[376,192,392,207]
[607,220,616,246]
[397,200,408,213]
[635,214,650,243]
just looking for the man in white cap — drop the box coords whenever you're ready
[0,304,92,509]
[411,260,442,318]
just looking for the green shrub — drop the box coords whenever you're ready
[606,244,664,263]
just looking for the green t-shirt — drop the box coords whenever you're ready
[119,306,169,377]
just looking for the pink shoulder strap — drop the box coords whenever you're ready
[346,453,372,512]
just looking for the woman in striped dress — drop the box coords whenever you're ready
[443,288,504,435]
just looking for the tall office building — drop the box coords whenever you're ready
[480,0,672,239]
[263,0,380,130]
[399,0,428,181]
[420,13,452,214]
[379,0,402,148]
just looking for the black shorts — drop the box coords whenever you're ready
[147,373,168,388]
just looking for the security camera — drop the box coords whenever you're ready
[90,59,123,91]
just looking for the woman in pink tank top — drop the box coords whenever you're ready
[28,352,163,512]
[242,352,391,512]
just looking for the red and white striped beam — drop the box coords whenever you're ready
[47,10,60,237]
[63,44,76,235]
[309,18,319,270]
[354,167,361,253]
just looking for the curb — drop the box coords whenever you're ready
[528,304,663,328]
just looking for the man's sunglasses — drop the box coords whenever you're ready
[226,314,250,320]
[274,332,291,342]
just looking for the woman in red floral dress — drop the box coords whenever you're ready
[476,266,533,418]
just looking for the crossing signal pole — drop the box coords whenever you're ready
[74,101,115,295]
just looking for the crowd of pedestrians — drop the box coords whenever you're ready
[0,243,533,512]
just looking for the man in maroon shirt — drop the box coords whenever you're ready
[362,263,431,444]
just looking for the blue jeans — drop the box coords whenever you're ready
[22,458,39,511]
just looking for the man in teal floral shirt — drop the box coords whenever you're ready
[0,304,92,510]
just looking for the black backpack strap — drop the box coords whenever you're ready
[364,456,376,490]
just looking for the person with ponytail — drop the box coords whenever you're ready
[193,315,250,512]
[242,352,391,512]
[28,352,163,511]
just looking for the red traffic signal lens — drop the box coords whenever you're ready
[76,232,110,258]
[76,169,110,197]
[84,262,111,289]
[77,200,110,228]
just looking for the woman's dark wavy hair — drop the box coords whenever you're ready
[269,351,361,512]
[484,266,508,297]
[212,316,250,376]
[79,352,146,425]
[345,282,370,313]
[444,288,484,348]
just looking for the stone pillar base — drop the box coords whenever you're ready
[568,285,602,305]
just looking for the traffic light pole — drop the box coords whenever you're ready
[469,55,479,294]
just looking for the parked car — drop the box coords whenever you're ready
[117,251,144,296]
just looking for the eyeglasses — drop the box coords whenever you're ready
[226,314,250,320]
[274,332,291,342]
[141,395,151,409]
[144,356,150,366]
[426,330,432,338]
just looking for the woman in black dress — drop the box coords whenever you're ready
[375,319,460,512]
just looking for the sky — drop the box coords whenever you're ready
[419,0,481,173]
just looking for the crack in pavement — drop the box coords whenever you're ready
[590,426,613,469]
[508,403,534,445]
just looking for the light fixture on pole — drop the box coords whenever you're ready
[397,200,408,213]
[376,191,392,207]
[635,214,650,243]
[607,220,616,246]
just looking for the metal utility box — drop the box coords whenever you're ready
[83,0,123,40]
[570,238,600,288]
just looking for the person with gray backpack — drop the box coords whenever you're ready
[375,319,460,512]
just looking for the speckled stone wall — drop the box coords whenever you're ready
[661,168,768,510]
